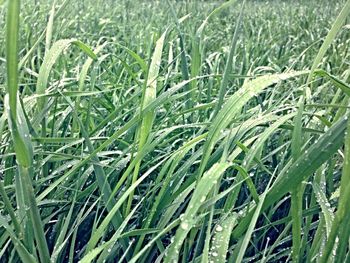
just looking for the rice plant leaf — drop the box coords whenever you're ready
[5,0,20,119]
[0,216,36,263]
[197,0,238,37]
[313,182,334,236]
[127,29,167,212]
[80,200,142,263]
[213,0,245,115]
[164,162,232,263]
[199,71,308,177]
[18,0,71,68]
[5,95,33,167]
[45,0,56,53]
[320,114,350,262]
[139,30,167,146]
[306,0,350,85]
[266,114,348,204]
[85,161,165,252]
[235,179,272,263]
[36,39,97,112]
[233,114,348,238]
[117,43,148,73]
[209,213,238,263]
[315,69,350,97]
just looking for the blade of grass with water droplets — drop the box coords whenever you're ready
[164,162,232,263]
[199,71,308,178]
[233,114,348,239]
[320,114,350,262]
[36,39,97,115]
[209,213,238,263]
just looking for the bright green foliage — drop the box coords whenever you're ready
[1,0,350,262]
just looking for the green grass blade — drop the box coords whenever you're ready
[164,162,232,263]
[209,213,238,263]
[306,0,350,86]
[0,216,36,263]
[199,71,308,177]
[36,39,97,114]
[213,0,245,116]
[127,30,167,215]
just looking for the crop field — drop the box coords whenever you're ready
[1,0,350,262]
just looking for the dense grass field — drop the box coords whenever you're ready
[1,0,350,262]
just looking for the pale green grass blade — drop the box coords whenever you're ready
[127,30,167,214]
[164,162,232,263]
[0,216,36,263]
[5,0,20,119]
[313,182,334,236]
[213,0,245,116]
[306,0,350,86]
[199,71,308,177]
[209,213,238,263]
[5,1,50,261]
[36,39,97,113]
[45,0,56,53]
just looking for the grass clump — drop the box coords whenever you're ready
[1,0,350,262]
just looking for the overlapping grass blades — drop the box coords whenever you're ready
[36,39,97,114]
[5,1,50,262]
[1,0,350,262]
[199,70,308,177]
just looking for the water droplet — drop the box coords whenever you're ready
[180,221,189,230]
[216,225,223,232]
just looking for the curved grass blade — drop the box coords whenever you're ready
[36,39,97,114]
[233,114,348,239]
[199,71,308,177]
[164,162,232,263]
[315,69,350,97]
[306,0,350,86]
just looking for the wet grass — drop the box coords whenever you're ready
[1,0,350,262]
